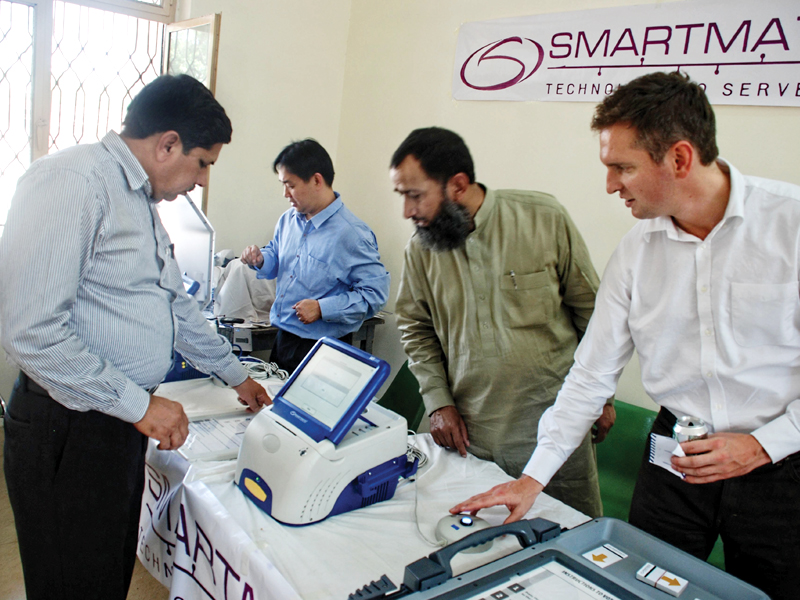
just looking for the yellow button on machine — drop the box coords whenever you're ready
[244,477,268,502]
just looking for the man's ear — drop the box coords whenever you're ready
[311,172,325,188]
[670,140,694,179]
[447,172,471,203]
[155,131,182,163]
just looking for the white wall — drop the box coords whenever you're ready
[180,0,354,252]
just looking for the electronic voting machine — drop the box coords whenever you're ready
[350,517,770,600]
[235,337,418,525]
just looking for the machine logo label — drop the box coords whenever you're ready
[290,410,308,423]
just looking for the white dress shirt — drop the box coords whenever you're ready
[524,160,800,486]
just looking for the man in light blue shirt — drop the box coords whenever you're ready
[241,139,390,372]
[1,75,269,600]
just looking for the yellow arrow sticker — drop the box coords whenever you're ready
[583,546,624,568]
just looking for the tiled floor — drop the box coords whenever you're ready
[0,428,170,600]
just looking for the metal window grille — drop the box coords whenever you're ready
[49,0,164,150]
[0,0,165,237]
[0,0,33,234]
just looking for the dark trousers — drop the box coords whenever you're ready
[629,408,800,600]
[269,329,352,374]
[3,372,148,600]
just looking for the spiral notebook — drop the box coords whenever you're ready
[648,433,687,479]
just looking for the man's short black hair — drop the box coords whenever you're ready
[272,139,335,186]
[591,71,718,166]
[122,74,232,152]
[390,127,475,185]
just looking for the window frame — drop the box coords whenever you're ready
[65,0,174,23]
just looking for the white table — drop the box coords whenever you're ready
[137,379,590,600]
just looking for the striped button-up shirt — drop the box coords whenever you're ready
[0,132,246,423]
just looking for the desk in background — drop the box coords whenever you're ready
[137,378,589,600]
[216,313,386,355]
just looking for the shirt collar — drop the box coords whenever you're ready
[295,192,342,228]
[101,131,153,199]
[641,214,679,241]
[718,158,745,223]
[470,184,493,236]
[642,158,743,243]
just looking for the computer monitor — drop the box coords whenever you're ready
[270,337,390,444]
[156,192,214,309]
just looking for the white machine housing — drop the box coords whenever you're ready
[235,401,412,525]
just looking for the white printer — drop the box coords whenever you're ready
[235,337,418,525]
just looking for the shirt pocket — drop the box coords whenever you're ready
[731,281,800,347]
[300,253,341,293]
[500,269,555,328]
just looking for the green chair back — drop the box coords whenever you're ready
[377,361,425,432]
[595,401,656,521]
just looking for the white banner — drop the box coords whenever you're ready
[452,0,800,106]
[138,442,301,600]
[138,443,190,590]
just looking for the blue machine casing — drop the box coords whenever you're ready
[162,351,209,383]
[239,450,417,525]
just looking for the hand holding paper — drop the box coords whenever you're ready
[648,433,686,479]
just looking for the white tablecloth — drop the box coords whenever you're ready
[137,380,590,600]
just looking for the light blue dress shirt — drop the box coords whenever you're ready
[253,195,389,339]
[0,132,246,423]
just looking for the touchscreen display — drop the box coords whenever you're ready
[281,344,378,429]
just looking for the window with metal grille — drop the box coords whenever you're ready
[0,1,33,237]
[0,0,172,236]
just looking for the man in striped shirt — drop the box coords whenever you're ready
[0,75,269,600]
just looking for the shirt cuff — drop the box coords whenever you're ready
[105,380,151,424]
[521,445,564,488]
[214,356,249,388]
[751,415,800,463]
[317,297,334,321]
[423,387,456,416]
[250,263,269,279]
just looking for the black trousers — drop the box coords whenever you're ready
[629,408,800,600]
[269,329,352,374]
[3,372,148,600]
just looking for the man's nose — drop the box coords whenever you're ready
[403,198,416,220]
[606,171,621,195]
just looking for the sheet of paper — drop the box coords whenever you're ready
[648,433,686,479]
[178,414,254,461]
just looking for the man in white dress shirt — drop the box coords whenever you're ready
[453,71,799,600]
